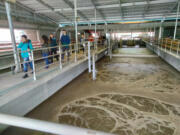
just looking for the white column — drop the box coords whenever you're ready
[95,9,97,50]
[174,1,180,40]
[92,52,96,80]
[74,0,78,62]
[5,1,20,72]
[88,42,91,73]
[159,20,164,39]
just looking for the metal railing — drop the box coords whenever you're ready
[0,40,109,81]
[0,113,115,135]
[143,37,180,57]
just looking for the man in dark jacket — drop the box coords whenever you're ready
[49,33,59,63]
[61,30,71,61]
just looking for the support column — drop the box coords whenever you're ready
[174,1,180,40]
[94,9,97,50]
[159,20,164,40]
[5,1,20,72]
[74,0,78,62]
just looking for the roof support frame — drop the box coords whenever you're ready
[35,0,178,13]
[62,0,89,21]
[36,0,71,22]
[142,0,150,18]
[118,0,123,19]
[90,0,106,21]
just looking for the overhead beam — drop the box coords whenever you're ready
[36,0,177,13]
[90,0,106,20]
[36,0,71,22]
[143,0,150,18]
[118,0,123,19]
[65,21,180,31]
[15,1,58,25]
[62,0,89,21]
[61,13,179,24]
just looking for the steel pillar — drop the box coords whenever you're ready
[174,1,180,40]
[5,1,20,72]
[74,0,78,62]
[159,20,164,39]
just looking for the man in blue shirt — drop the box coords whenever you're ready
[18,35,34,78]
[61,30,71,61]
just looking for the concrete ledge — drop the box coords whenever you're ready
[0,49,107,132]
[145,41,180,72]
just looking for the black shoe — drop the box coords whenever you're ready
[22,73,28,79]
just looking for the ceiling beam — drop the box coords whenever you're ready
[162,0,178,18]
[142,0,150,18]
[65,21,180,31]
[90,0,106,20]
[36,0,71,22]
[62,0,89,21]
[118,0,123,19]
[61,13,178,24]
[35,0,177,13]
[15,1,58,25]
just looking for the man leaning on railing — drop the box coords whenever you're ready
[18,35,34,79]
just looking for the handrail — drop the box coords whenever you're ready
[0,113,115,135]
[143,37,180,57]
[0,40,109,79]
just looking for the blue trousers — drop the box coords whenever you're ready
[23,57,33,72]
[62,46,70,60]
[42,53,49,68]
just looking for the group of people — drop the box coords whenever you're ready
[18,30,70,79]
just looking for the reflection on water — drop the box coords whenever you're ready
[58,94,180,135]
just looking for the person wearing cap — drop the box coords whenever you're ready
[18,35,34,78]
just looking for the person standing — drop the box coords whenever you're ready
[41,35,50,68]
[80,34,85,53]
[60,30,71,61]
[18,35,34,79]
[49,33,59,63]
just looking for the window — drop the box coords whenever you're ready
[0,28,39,43]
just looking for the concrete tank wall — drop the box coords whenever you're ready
[145,41,180,72]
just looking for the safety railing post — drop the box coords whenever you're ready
[59,45,62,70]
[170,40,173,53]
[74,44,77,63]
[31,50,37,81]
[177,41,180,56]
[108,38,112,60]
[92,51,96,80]
[84,42,86,58]
[88,41,91,73]
[70,44,72,55]
[165,39,167,52]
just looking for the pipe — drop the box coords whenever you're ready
[0,113,114,135]
[74,0,78,62]
[92,52,96,80]
[5,1,20,72]
[88,41,91,73]
[174,1,180,40]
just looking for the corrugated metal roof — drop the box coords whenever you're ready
[2,0,180,24]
